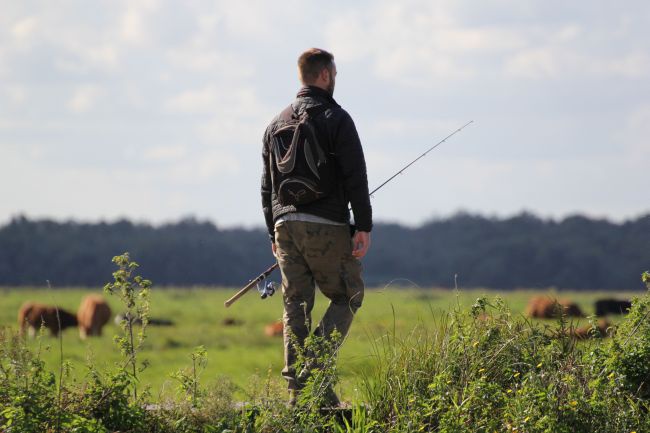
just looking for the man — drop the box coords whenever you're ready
[261,48,372,406]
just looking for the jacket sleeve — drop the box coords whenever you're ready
[332,110,373,232]
[261,129,275,242]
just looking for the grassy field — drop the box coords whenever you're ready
[0,285,639,401]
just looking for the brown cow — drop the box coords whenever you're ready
[77,295,112,339]
[18,302,78,337]
[572,319,611,339]
[525,296,584,319]
[264,321,284,337]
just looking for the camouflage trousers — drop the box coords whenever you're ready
[274,220,364,391]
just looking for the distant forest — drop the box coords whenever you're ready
[1,213,648,290]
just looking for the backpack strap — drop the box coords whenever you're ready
[279,104,296,122]
[277,102,328,121]
[283,102,331,120]
[303,103,330,119]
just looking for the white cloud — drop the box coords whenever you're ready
[67,84,103,113]
[198,114,269,149]
[215,1,301,40]
[608,52,650,78]
[362,118,469,149]
[506,47,650,80]
[121,8,143,44]
[28,146,47,160]
[325,2,526,87]
[166,43,253,76]
[124,82,147,109]
[166,46,222,72]
[618,104,650,160]
[87,44,120,69]
[164,85,272,146]
[163,85,273,145]
[504,23,650,80]
[120,0,159,45]
[54,43,120,74]
[196,150,240,178]
[4,85,26,104]
[505,47,559,78]
[143,145,188,161]
[164,85,220,114]
[327,3,650,86]
[163,6,258,76]
[364,150,400,179]
[167,149,241,182]
[11,16,38,42]
[554,24,582,42]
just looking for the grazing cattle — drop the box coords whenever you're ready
[114,312,174,327]
[222,317,242,326]
[572,319,611,340]
[18,302,78,337]
[77,295,112,339]
[525,296,584,319]
[561,300,584,318]
[264,321,284,337]
[149,317,174,326]
[595,299,632,317]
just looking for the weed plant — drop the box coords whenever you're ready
[104,252,152,401]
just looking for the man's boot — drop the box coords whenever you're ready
[321,385,340,408]
[288,389,299,407]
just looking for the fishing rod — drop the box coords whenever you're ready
[224,120,474,308]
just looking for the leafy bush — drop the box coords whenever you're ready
[362,288,650,432]
[605,271,650,399]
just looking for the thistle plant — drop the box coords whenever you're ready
[103,252,151,400]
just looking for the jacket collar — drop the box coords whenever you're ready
[296,85,339,106]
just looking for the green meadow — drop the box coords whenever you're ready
[0,285,637,401]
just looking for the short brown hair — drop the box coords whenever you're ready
[297,48,334,84]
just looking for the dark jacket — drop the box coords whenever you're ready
[261,86,372,242]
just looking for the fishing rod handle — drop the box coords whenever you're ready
[224,262,279,308]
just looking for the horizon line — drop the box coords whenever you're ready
[3,210,649,230]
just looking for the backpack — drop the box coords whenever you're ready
[269,103,335,206]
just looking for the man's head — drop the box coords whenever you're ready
[297,48,336,96]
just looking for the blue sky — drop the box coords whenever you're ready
[1,0,649,228]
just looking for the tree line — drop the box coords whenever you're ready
[1,213,648,290]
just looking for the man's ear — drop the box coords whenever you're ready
[320,67,330,83]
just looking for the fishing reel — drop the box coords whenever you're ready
[256,279,279,299]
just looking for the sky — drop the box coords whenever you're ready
[1,0,649,228]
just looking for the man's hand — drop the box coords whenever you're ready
[271,242,277,257]
[352,231,371,259]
